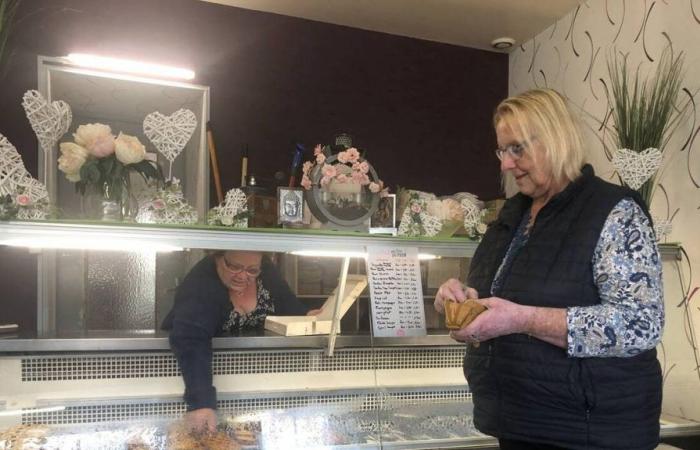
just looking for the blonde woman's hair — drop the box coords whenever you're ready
[493,88,585,185]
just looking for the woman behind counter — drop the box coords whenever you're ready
[163,250,318,431]
[435,88,664,450]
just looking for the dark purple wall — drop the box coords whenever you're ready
[0,0,507,329]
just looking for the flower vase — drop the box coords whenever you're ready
[98,183,136,222]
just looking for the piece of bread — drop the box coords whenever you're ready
[444,299,487,329]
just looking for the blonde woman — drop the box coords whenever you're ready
[435,89,663,450]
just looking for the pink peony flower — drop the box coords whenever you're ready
[74,123,115,158]
[358,161,369,173]
[345,148,360,163]
[313,144,323,155]
[152,199,166,210]
[369,182,381,193]
[351,171,369,185]
[336,174,348,183]
[316,153,326,164]
[337,151,349,164]
[321,164,337,178]
[16,194,31,206]
[301,174,312,189]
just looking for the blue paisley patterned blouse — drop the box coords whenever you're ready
[492,198,664,358]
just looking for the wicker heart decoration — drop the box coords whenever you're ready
[143,109,197,179]
[612,147,662,190]
[0,134,50,219]
[21,90,72,155]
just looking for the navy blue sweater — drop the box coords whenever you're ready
[162,255,308,410]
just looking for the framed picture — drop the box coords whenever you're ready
[369,193,397,235]
[277,187,305,224]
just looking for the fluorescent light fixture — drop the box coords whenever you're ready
[66,53,195,80]
[0,406,66,417]
[291,250,366,258]
[291,250,438,260]
[2,237,182,252]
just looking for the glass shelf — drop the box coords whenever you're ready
[0,220,478,257]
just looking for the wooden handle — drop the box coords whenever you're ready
[206,122,224,204]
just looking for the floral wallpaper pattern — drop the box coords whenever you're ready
[510,0,700,420]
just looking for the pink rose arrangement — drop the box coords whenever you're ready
[300,144,388,197]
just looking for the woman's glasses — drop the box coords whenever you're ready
[221,257,261,277]
[494,142,525,161]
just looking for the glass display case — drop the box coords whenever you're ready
[0,221,696,450]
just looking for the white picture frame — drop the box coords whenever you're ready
[277,187,304,224]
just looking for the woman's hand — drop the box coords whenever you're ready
[450,297,534,343]
[185,408,217,432]
[434,278,479,314]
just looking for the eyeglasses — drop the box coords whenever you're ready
[221,257,261,277]
[495,142,526,161]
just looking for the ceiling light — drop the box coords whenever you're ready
[491,37,516,50]
[66,53,195,80]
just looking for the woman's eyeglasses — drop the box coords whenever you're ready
[221,257,261,277]
[495,142,525,161]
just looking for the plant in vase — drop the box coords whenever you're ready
[607,47,686,238]
[301,142,388,228]
[58,123,163,220]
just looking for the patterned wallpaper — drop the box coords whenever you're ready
[510,0,700,420]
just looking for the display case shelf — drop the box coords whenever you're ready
[0,221,479,257]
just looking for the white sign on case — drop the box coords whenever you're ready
[0,134,50,219]
[143,108,197,179]
[366,245,426,338]
[21,90,72,155]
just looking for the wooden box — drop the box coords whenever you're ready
[265,275,367,336]
[247,193,277,228]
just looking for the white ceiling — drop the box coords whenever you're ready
[201,0,583,52]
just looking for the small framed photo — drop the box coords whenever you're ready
[369,193,397,235]
[278,187,305,224]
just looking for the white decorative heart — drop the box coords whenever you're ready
[208,188,248,228]
[652,215,672,241]
[612,147,662,190]
[21,90,72,154]
[0,134,50,219]
[143,109,197,163]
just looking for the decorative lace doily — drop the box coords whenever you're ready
[143,109,197,179]
[398,195,442,237]
[612,147,662,190]
[208,189,248,227]
[21,90,72,156]
[135,178,198,225]
[0,134,51,220]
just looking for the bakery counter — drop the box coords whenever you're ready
[0,330,461,353]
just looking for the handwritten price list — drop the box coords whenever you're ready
[366,246,426,337]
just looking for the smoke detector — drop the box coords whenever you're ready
[491,37,516,50]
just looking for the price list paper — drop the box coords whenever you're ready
[366,246,426,337]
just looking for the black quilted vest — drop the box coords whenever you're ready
[466,165,662,450]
